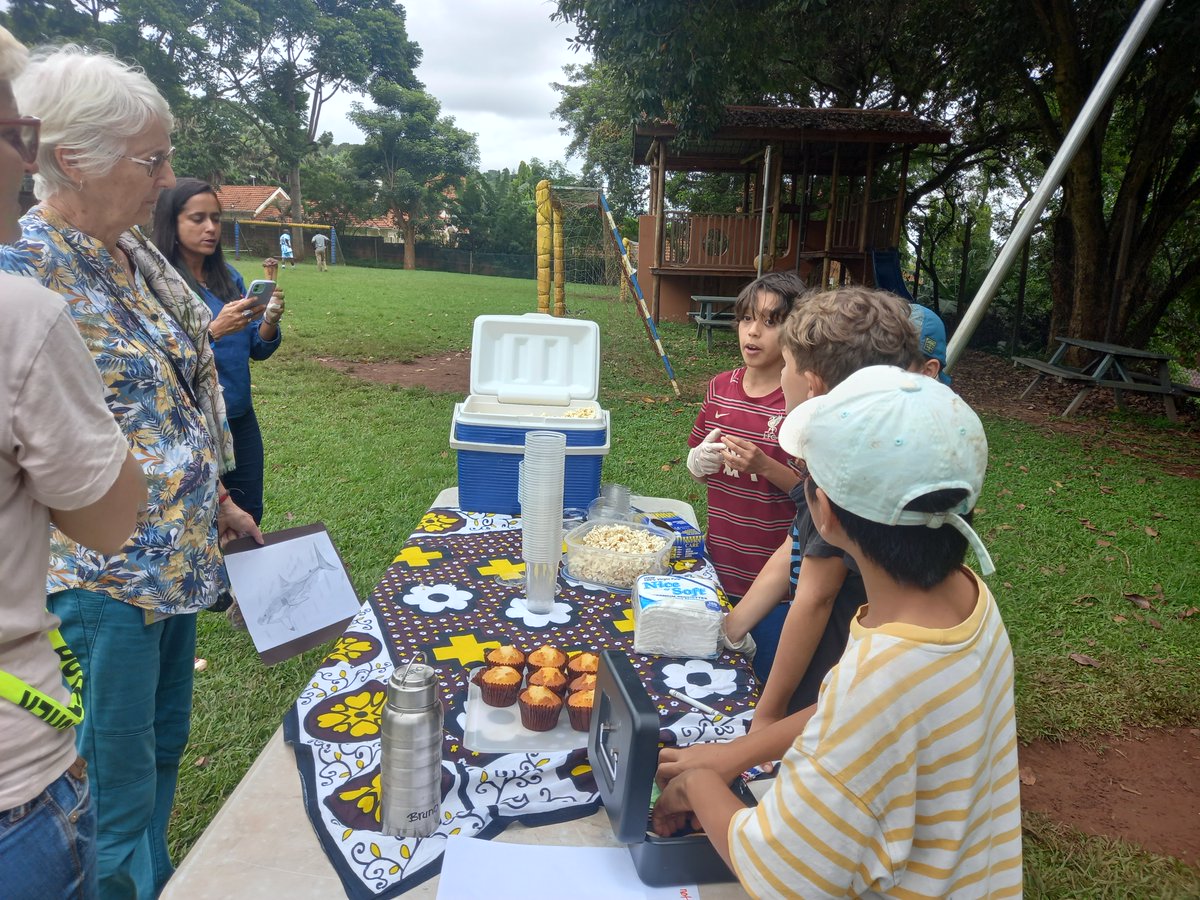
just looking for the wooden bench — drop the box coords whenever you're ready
[1013,345,1181,419]
[688,311,736,350]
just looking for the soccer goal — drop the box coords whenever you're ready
[535,182,623,315]
[231,219,341,266]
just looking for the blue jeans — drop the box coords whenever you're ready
[224,408,265,525]
[0,765,98,899]
[49,589,197,900]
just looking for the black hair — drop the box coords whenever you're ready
[152,177,240,303]
[806,480,972,590]
[733,271,808,323]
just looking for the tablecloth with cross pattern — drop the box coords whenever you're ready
[283,505,758,899]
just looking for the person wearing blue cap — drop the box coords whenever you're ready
[909,302,952,384]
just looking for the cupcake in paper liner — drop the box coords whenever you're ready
[526,644,567,675]
[518,686,563,731]
[567,651,600,679]
[528,666,567,696]
[567,689,594,733]
[485,645,525,671]
[568,673,597,694]
[480,665,522,708]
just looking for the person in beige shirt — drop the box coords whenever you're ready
[0,25,145,899]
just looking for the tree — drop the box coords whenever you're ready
[300,139,378,236]
[2,0,421,226]
[351,82,479,269]
[202,0,421,224]
[553,60,646,219]
[552,0,1200,349]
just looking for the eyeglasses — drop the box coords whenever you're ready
[123,146,175,178]
[0,117,41,165]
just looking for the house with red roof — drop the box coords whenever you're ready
[213,185,292,221]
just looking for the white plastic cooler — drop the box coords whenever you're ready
[449,313,610,514]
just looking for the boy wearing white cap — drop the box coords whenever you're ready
[652,366,1021,898]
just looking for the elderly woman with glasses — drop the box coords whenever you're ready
[0,44,262,899]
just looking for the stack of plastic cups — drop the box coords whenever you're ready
[521,431,566,614]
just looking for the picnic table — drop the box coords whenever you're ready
[1013,336,1180,420]
[165,489,758,899]
[689,294,738,350]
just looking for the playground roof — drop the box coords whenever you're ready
[634,105,951,174]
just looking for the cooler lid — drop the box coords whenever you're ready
[470,313,600,405]
[589,650,662,844]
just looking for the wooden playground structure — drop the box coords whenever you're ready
[633,106,951,322]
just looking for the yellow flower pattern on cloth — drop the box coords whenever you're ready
[339,774,383,823]
[316,690,385,738]
[419,512,459,533]
[328,636,374,663]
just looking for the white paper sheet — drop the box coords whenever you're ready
[436,836,701,900]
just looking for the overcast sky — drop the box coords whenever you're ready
[321,1,585,173]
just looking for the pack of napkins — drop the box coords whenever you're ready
[632,574,723,659]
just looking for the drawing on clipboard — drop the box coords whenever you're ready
[223,523,361,665]
[257,541,342,632]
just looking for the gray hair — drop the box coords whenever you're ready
[0,27,29,82]
[14,45,173,200]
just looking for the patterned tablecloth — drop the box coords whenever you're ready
[284,505,759,899]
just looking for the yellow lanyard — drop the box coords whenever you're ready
[0,628,84,730]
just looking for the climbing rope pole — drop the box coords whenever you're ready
[600,193,681,397]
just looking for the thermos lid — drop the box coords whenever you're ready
[387,662,438,709]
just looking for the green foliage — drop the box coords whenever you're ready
[350,83,479,264]
[300,147,377,233]
[552,59,647,219]
[552,0,1200,350]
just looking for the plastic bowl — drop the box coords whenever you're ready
[564,518,673,591]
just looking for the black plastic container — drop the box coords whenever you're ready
[590,650,756,887]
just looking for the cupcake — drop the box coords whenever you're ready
[526,644,567,674]
[567,651,600,679]
[528,666,567,696]
[568,673,597,694]
[485,645,526,671]
[518,685,563,731]
[567,689,594,732]
[479,665,522,708]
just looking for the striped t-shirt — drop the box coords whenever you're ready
[689,368,797,598]
[728,570,1022,898]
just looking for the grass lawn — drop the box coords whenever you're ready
[171,260,1200,896]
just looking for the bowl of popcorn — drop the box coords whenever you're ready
[564,518,674,591]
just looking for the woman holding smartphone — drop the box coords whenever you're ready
[154,178,285,525]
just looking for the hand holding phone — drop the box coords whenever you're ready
[244,279,276,308]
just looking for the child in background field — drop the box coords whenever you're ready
[654,365,1020,898]
[686,272,807,614]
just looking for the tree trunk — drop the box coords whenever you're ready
[957,213,974,313]
[288,164,305,261]
[1047,209,1074,351]
[404,219,416,270]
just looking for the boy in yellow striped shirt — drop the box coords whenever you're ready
[652,365,1022,898]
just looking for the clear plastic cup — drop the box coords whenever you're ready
[524,559,559,614]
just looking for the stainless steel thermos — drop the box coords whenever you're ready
[380,658,443,837]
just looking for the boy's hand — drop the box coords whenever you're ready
[657,741,743,788]
[722,627,757,659]
[686,427,724,478]
[651,771,702,836]
[720,435,768,477]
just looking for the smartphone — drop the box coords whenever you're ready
[244,279,275,308]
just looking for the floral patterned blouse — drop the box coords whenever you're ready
[0,207,223,615]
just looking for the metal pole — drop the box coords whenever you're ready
[756,144,772,277]
[945,0,1166,371]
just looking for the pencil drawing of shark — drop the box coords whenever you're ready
[257,542,341,632]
